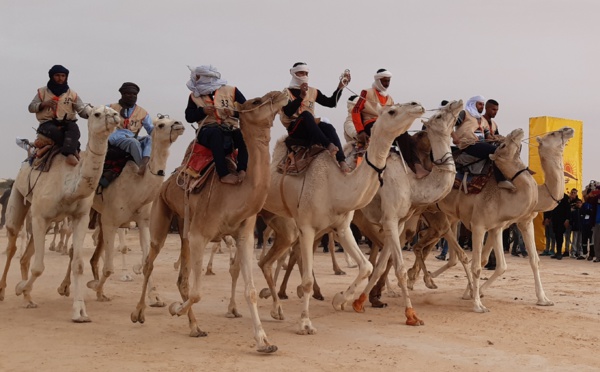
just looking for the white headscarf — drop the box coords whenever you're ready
[186,65,227,97]
[289,63,309,89]
[372,69,393,96]
[465,95,486,119]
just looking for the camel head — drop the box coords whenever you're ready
[371,101,425,139]
[535,126,574,157]
[151,116,185,145]
[422,99,463,136]
[489,128,524,163]
[238,90,289,129]
[87,106,119,139]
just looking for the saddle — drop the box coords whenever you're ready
[27,135,64,172]
[276,136,326,176]
[177,141,238,194]
[452,147,493,194]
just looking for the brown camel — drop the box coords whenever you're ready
[130,90,288,353]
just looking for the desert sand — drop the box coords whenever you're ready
[0,228,598,372]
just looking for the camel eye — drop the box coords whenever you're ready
[388,109,396,115]
[253,100,261,105]
[94,112,101,118]
[158,123,165,129]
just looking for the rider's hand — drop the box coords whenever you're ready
[299,83,309,99]
[338,71,351,89]
[40,100,58,110]
[357,131,369,145]
[223,108,233,118]
[203,106,216,116]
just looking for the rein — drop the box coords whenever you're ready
[364,151,386,187]
[509,167,530,182]
[544,182,561,205]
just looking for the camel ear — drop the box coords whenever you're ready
[489,153,497,161]
[421,119,426,125]
[536,137,542,144]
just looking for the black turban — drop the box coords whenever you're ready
[48,65,69,78]
[119,82,140,94]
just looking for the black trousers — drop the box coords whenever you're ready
[365,123,422,170]
[197,125,248,178]
[463,142,506,182]
[255,216,268,247]
[553,224,566,255]
[37,120,80,156]
[288,111,345,162]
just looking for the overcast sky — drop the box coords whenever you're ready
[1,0,597,183]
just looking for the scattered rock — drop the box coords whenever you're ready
[487,340,494,345]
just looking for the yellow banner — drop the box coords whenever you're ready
[529,117,583,251]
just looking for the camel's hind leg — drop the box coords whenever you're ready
[0,191,30,301]
[48,221,59,252]
[69,213,92,322]
[205,241,219,276]
[117,228,133,281]
[517,219,553,306]
[136,211,164,307]
[328,232,345,275]
[87,220,117,302]
[258,231,293,320]
[131,197,172,326]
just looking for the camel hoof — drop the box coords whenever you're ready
[271,306,284,320]
[297,322,317,335]
[120,274,134,282]
[132,264,142,275]
[0,287,6,301]
[189,327,208,337]
[24,301,38,309]
[96,293,111,302]
[225,308,242,318]
[312,293,324,301]
[370,298,388,308]
[173,262,179,271]
[149,300,166,308]
[86,280,99,291]
[257,345,278,353]
[131,307,145,324]
[332,292,347,311]
[405,307,424,326]
[15,281,27,296]
[334,270,346,276]
[57,283,70,297]
[424,279,438,290]
[473,305,490,313]
[72,316,91,323]
[49,244,56,251]
[168,302,182,316]
[277,292,288,300]
[259,288,271,299]
[296,285,304,299]
[537,299,554,306]
[205,269,215,276]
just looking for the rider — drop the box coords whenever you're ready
[352,68,429,178]
[28,64,89,166]
[280,62,351,173]
[108,82,154,176]
[184,65,247,185]
[452,95,516,191]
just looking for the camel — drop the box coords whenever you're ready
[91,226,130,280]
[0,106,119,322]
[48,218,72,255]
[83,117,185,304]
[414,128,538,312]
[408,127,574,306]
[205,236,235,275]
[130,90,289,353]
[260,102,425,334]
[348,100,463,326]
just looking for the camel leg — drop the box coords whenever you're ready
[331,216,373,313]
[137,215,164,307]
[131,198,172,326]
[89,223,104,281]
[69,214,92,322]
[278,244,299,300]
[0,192,29,301]
[15,213,50,308]
[516,220,553,306]
[87,222,118,302]
[329,233,345,275]
[258,226,294,320]
[18,235,35,282]
[469,227,488,313]
[48,222,59,252]
[388,222,424,326]
[205,242,218,276]
[295,240,324,301]
[57,219,69,255]
[57,246,73,297]
[258,226,273,261]
[226,247,242,318]
[295,226,318,335]
[478,228,507,297]
[369,257,393,308]
[352,243,391,312]
[117,228,133,281]
[430,223,469,279]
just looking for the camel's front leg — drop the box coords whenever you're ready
[137,218,164,307]
[388,221,424,326]
[0,193,30,301]
[57,246,73,297]
[237,216,277,353]
[258,230,293,321]
[478,229,507,297]
[350,244,389,313]
[469,227,488,313]
[117,228,133,281]
[69,214,91,322]
[296,225,318,335]
[330,216,372,313]
[226,248,242,318]
[518,219,553,306]
[15,215,48,308]
[87,223,118,302]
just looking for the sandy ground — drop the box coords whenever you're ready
[0,228,599,372]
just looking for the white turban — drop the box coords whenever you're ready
[372,69,393,96]
[289,63,309,89]
[186,65,227,97]
[465,95,486,119]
